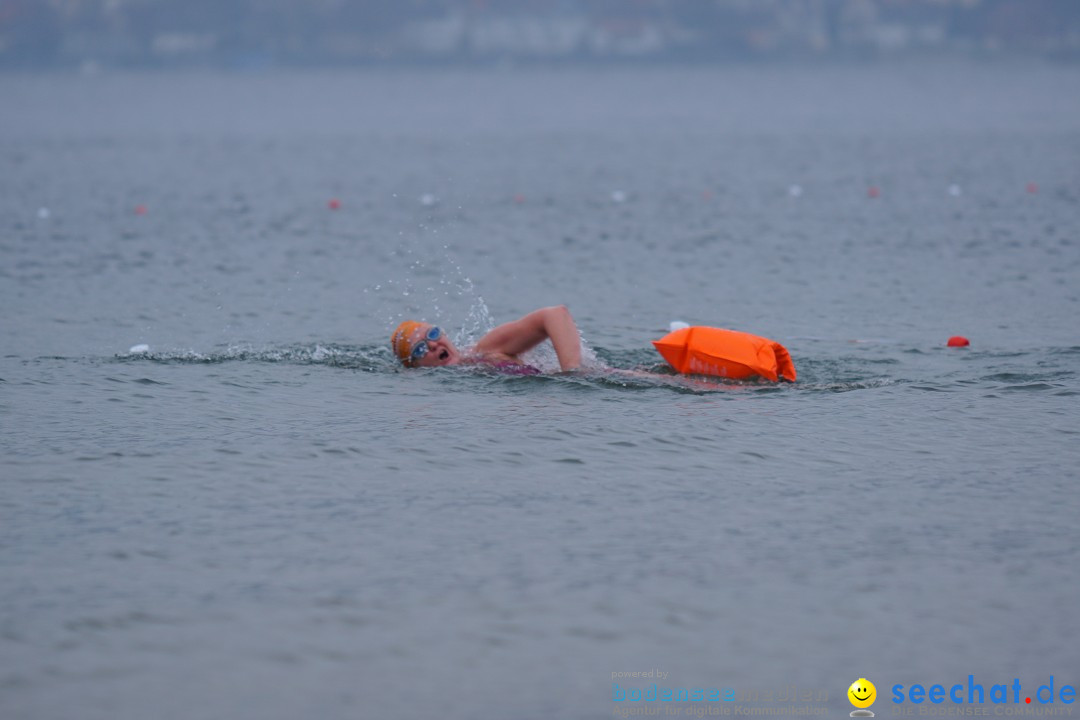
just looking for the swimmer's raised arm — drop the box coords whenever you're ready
[474,305,582,371]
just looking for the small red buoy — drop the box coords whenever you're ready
[702,189,713,201]
[1026,182,1039,194]
[134,204,148,216]
[947,336,970,347]
[328,198,341,210]
[867,186,881,199]
[513,194,525,204]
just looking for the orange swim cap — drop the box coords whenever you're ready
[391,320,426,366]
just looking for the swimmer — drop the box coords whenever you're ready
[391,305,583,373]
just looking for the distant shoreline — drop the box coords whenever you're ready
[2,51,1077,76]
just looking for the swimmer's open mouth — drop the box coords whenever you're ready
[439,349,449,361]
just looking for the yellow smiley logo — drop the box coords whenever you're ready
[848,678,877,709]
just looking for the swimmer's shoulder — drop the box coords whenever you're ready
[465,352,541,375]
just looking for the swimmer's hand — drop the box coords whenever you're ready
[473,305,583,371]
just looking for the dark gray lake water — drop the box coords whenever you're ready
[2,64,1080,720]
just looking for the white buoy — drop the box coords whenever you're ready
[129,344,150,354]
[611,190,627,204]
[420,193,437,206]
[948,184,962,197]
[37,207,50,219]
[669,320,690,332]
[788,184,803,197]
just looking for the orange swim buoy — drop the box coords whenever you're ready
[652,326,797,383]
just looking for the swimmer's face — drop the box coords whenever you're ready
[409,324,460,368]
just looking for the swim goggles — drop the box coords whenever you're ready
[409,326,443,365]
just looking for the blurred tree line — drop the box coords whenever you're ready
[2,0,1079,68]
